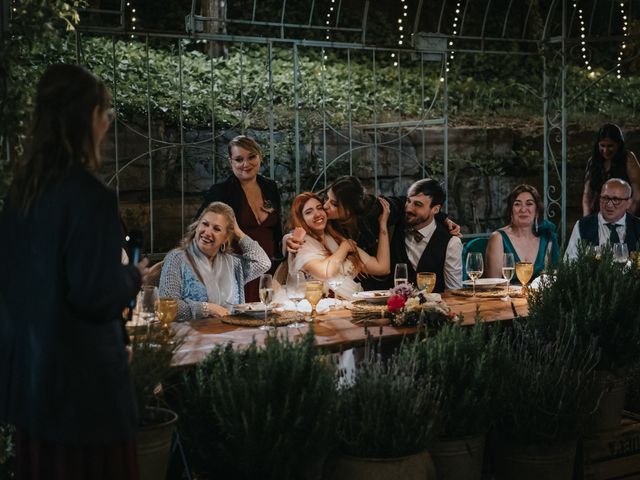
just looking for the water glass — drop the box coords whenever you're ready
[613,243,629,263]
[501,253,515,301]
[287,271,306,328]
[138,286,159,323]
[394,263,408,287]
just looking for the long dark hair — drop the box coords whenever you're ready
[586,123,629,197]
[9,63,110,214]
[324,175,367,238]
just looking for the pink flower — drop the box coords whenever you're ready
[387,294,406,313]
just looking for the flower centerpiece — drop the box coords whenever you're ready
[387,283,459,328]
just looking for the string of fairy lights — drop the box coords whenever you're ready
[446,0,462,76]
[574,1,628,79]
[616,0,629,79]
[127,0,137,39]
[390,0,408,67]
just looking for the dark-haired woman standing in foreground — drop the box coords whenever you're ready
[0,64,145,479]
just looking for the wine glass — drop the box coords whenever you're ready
[613,243,629,263]
[258,274,274,331]
[286,271,306,329]
[326,259,345,308]
[138,286,159,324]
[501,253,515,302]
[416,272,436,293]
[304,280,324,323]
[155,297,178,340]
[465,253,484,297]
[515,261,534,294]
[394,263,408,287]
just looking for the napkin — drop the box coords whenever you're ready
[274,298,341,314]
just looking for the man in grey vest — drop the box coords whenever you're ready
[565,178,640,260]
[386,179,463,292]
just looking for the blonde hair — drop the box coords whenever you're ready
[180,202,236,253]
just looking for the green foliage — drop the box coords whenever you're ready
[0,424,15,479]
[402,320,505,438]
[1,1,85,165]
[129,325,183,425]
[527,244,640,371]
[336,344,441,458]
[497,321,599,444]
[178,331,337,480]
[0,161,12,211]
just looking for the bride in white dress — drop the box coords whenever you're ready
[287,192,390,298]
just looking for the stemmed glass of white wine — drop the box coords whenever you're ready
[258,274,274,331]
[515,261,534,295]
[501,253,515,302]
[465,252,484,297]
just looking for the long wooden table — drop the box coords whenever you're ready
[171,293,528,367]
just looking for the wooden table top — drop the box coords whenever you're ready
[171,293,528,367]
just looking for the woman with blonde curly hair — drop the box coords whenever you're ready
[160,201,270,320]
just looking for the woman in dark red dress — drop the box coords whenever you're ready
[196,136,282,302]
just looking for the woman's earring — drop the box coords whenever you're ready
[220,242,226,253]
[534,218,539,234]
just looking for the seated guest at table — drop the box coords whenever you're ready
[486,184,560,280]
[565,178,640,260]
[195,135,283,303]
[286,175,460,290]
[160,201,270,321]
[386,179,463,292]
[288,192,390,298]
[0,64,145,478]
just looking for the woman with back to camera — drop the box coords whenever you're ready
[287,191,390,298]
[196,135,282,302]
[485,184,560,282]
[160,201,270,321]
[0,64,146,479]
[583,123,640,216]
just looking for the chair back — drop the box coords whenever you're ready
[273,260,289,286]
[462,237,489,281]
[144,260,164,287]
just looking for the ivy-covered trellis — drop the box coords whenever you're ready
[3,0,640,250]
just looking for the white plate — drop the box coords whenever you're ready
[232,302,274,316]
[352,290,391,304]
[462,278,508,289]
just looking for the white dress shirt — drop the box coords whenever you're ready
[564,213,626,260]
[405,220,463,290]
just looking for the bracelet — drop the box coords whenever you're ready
[202,302,209,317]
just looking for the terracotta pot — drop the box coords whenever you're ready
[587,370,627,433]
[136,407,178,480]
[494,439,577,480]
[324,449,436,480]
[430,434,485,480]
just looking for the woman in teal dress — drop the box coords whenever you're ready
[485,184,560,282]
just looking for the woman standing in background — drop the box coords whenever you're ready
[196,135,282,302]
[582,123,640,216]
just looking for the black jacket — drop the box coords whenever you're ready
[0,167,141,443]
[196,174,283,263]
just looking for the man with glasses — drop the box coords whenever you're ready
[565,178,640,259]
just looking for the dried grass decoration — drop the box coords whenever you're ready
[450,288,525,298]
[221,309,301,327]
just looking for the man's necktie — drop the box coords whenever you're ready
[407,228,424,242]
[606,223,621,244]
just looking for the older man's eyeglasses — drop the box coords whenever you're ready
[599,195,630,206]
